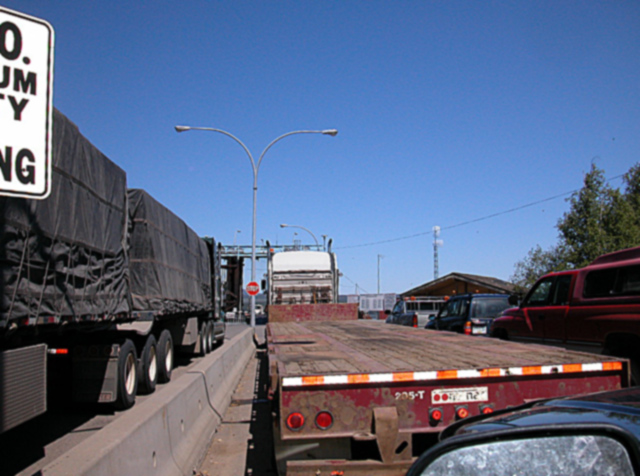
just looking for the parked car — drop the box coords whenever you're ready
[491,246,640,383]
[385,297,445,328]
[425,294,511,335]
[407,386,640,476]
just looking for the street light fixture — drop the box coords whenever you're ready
[280,223,319,247]
[175,125,338,327]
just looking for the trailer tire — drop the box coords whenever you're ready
[215,323,226,348]
[157,329,174,384]
[138,334,158,394]
[114,339,138,410]
[196,323,208,356]
[205,321,214,353]
[492,328,509,340]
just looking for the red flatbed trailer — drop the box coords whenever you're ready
[266,304,628,476]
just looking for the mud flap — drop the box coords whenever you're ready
[373,407,412,463]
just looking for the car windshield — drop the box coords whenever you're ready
[470,298,510,318]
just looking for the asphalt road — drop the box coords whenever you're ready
[0,323,250,476]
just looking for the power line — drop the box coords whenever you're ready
[340,273,370,294]
[336,173,626,250]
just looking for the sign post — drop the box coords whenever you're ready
[0,7,54,199]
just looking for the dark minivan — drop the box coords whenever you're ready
[426,293,511,335]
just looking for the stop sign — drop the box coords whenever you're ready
[246,281,260,296]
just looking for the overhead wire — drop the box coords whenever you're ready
[336,173,626,250]
[340,273,370,294]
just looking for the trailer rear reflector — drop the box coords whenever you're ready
[315,411,333,429]
[47,348,69,355]
[429,408,443,422]
[286,412,305,430]
[281,361,624,388]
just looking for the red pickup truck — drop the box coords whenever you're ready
[492,246,640,382]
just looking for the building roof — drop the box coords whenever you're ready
[401,272,516,297]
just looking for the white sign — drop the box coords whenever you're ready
[0,7,54,199]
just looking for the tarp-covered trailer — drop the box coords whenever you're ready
[0,109,224,433]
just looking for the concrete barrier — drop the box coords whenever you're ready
[43,328,256,476]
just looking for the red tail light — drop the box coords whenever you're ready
[480,405,494,414]
[413,313,418,327]
[315,411,333,429]
[456,406,469,419]
[47,348,69,355]
[429,408,443,424]
[286,412,305,431]
[464,321,472,335]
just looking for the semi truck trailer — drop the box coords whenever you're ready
[0,109,224,433]
[262,250,629,475]
[267,311,628,475]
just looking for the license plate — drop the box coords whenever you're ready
[472,326,487,335]
[432,387,489,404]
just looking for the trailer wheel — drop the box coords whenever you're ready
[138,334,158,394]
[205,321,214,353]
[492,328,509,340]
[215,323,226,348]
[198,322,213,356]
[196,323,207,356]
[114,339,138,410]
[157,329,174,384]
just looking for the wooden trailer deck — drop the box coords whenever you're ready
[267,320,625,379]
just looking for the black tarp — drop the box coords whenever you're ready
[1,109,130,326]
[127,189,212,316]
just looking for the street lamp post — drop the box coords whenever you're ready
[175,125,338,327]
[280,223,319,248]
[377,254,384,294]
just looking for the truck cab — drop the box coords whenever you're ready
[491,271,576,345]
[265,250,339,306]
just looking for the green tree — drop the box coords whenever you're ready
[557,163,612,268]
[511,244,566,292]
[511,162,640,291]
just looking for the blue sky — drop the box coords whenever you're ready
[4,1,639,295]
